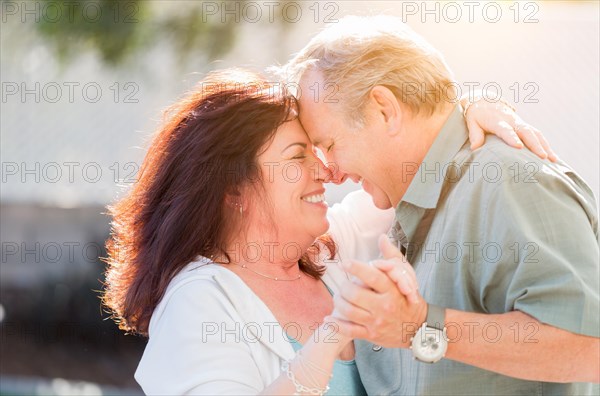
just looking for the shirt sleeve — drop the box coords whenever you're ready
[135,279,264,395]
[481,162,599,337]
[326,189,395,263]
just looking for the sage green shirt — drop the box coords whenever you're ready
[355,107,599,395]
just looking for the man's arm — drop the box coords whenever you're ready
[445,309,600,383]
[333,256,600,383]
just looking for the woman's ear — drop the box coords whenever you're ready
[225,186,249,216]
[225,193,244,217]
[370,85,402,136]
[224,194,237,207]
[225,185,240,204]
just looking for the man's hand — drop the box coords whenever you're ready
[327,235,427,348]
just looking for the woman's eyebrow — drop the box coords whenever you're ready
[281,142,307,153]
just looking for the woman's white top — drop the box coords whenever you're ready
[135,190,394,395]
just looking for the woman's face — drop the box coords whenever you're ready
[253,119,331,246]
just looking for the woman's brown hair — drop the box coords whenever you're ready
[102,69,335,336]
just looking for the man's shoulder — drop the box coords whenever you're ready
[458,136,595,201]
[463,135,551,179]
[449,136,598,235]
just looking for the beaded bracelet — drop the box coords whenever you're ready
[463,95,517,119]
[281,355,331,396]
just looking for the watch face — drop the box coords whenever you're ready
[418,333,442,359]
[412,325,448,363]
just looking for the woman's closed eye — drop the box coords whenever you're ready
[326,143,334,153]
[292,152,307,160]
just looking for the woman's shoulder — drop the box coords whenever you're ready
[148,257,241,333]
[162,257,224,296]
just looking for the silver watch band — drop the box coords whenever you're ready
[425,303,446,331]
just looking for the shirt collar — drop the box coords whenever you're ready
[399,105,469,210]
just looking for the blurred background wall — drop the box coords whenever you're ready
[1,1,598,394]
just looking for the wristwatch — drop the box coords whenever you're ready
[410,303,448,363]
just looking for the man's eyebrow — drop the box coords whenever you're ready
[281,142,307,153]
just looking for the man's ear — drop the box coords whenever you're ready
[370,85,402,136]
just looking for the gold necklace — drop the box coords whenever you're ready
[237,263,302,281]
[209,254,302,281]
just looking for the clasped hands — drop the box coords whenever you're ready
[325,235,427,349]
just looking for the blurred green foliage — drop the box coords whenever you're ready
[34,0,280,67]
[36,0,145,65]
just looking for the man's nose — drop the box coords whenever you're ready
[326,163,348,185]
[312,150,347,184]
[311,156,331,183]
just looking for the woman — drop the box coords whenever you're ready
[103,69,553,395]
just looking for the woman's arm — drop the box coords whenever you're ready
[326,189,395,263]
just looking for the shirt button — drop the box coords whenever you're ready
[372,345,382,352]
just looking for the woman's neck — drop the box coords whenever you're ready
[219,232,314,279]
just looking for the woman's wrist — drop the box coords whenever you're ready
[275,324,349,396]
[461,92,516,119]
[314,321,352,353]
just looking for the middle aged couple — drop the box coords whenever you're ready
[104,15,599,395]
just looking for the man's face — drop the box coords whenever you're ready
[297,70,395,210]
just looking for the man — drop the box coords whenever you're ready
[285,15,599,395]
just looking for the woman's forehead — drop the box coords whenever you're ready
[274,119,310,145]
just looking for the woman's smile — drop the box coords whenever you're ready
[300,189,328,208]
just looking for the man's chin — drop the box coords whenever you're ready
[374,202,393,210]
[362,181,393,209]
[370,195,393,210]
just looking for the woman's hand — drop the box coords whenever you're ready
[370,235,420,304]
[462,96,558,162]
[327,236,425,347]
